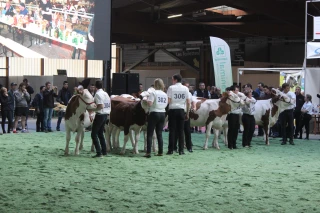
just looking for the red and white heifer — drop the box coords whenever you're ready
[189,91,244,150]
[109,93,149,154]
[64,89,97,155]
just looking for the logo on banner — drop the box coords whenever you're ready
[315,48,320,54]
[215,46,225,57]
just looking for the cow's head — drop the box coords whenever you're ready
[140,90,152,113]
[271,88,291,105]
[225,91,244,111]
[80,89,96,110]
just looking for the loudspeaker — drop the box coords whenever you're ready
[112,73,127,95]
[127,73,140,95]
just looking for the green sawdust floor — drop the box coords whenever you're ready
[0,132,320,213]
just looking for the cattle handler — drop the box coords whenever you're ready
[166,74,190,155]
[91,81,111,158]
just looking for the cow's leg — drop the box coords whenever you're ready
[65,127,71,156]
[129,129,135,148]
[79,128,85,150]
[263,122,270,145]
[203,123,212,150]
[105,123,111,152]
[115,128,121,149]
[212,128,220,149]
[74,129,81,155]
[223,126,229,146]
[120,133,129,155]
[133,127,142,154]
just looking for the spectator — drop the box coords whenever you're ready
[255,82,265,98]
[89,84,96,97]
[56,81,72,131]
[0,87,14,134]
[73,87,78,95]
[138,83,144,96]
[43,82,58,133]
[32,86,46,132]
[263,86,272,99]
[193,82,210,133]
[23,79,34,129]
[13,83,30,133]
[8,83,17,131]
[294,86,305,139]
[299,94,313,140]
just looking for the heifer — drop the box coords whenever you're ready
[64,89,96,155]
[190,91,244,150]
[109,95,149,154]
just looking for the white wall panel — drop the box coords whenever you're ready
[9,58,41,76]
[88,60,103,78]
[0,58,6,76]
[44,59,85,77]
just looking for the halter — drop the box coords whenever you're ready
[78,95,95,106]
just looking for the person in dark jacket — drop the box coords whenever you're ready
[294,86,305,138]
[32,86,46,132]
[0,87,14,134]
[43,81,58,133]
[56,81,72,131]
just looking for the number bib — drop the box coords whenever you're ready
[173,91,186,100]
[104,101,111,109]
[156,94,167,107]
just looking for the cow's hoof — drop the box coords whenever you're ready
[64,152,69,156]
[203,147,208,150]
[132,150,139,154]
[266,143,270,146]
[213,145,220,150]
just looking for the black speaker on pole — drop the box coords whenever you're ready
[112,73,127,95]
[127,73,140,95]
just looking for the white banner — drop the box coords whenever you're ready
[210,37,233,92]
[307,42,320,59]
[314,17,320,40]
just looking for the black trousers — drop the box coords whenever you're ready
[294,110,302,136]
[281,109,294,142]
[242,114,255,147]
[91,114,108,155]
[299,114,312,139]
[36,111,44,132]
[147,112,165,154]
[1,110,13,133]
[168,109,185,152]
[227,113,240,149]
[174,118,192,151]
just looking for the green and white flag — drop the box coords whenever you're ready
[210,37,233,92]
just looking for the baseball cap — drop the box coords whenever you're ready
[11,82,17,86]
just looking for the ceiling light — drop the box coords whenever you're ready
[236,16,242,19]
[168,14,182,19]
